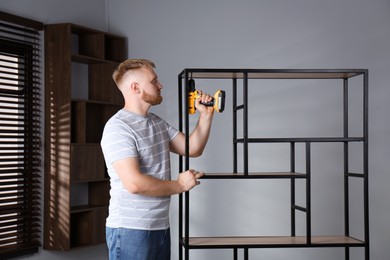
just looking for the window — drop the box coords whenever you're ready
[0,12,43,258]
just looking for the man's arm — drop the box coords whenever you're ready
[113,157,204,196]
[170,92,214,157]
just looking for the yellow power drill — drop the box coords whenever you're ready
[188,79,225,114]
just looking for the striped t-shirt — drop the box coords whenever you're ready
[100,109,179,230]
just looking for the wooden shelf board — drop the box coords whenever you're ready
[71,177,109,184]
[179,69,366,80]
[236,137,365,143]
[72,98,123,106]
[202,172,306,179]
[71,142,101,146]
[72,54,116,64]
[71,204,108,214]
[185,236,364,248]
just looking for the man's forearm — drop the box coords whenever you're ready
[125,173,183,197]
[189,113,213,157]
[121,169,203,197]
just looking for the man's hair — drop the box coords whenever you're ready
[112,59,156,86]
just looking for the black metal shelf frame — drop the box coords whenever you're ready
[177,69,369,260]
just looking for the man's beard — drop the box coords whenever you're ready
[141,90,163,105]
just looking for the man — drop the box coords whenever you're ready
[101,59,214,259]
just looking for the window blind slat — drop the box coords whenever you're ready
[0,186,40,193]
[0,205,41,216]
[0,225,40,237]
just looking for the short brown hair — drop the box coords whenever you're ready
[112,59,156,86]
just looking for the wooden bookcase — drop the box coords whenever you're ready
[44,23,126,250]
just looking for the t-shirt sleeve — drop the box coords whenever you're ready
[101,119,138,166]
[152,113,180,141]
[167,123,180,141]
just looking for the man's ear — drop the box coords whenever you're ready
[130,82,140,94]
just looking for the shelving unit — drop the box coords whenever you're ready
[177,69,369,259]
[44,23,127,250]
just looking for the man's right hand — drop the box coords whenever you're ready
[178,169,205,192]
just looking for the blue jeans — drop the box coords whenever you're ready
[106,227,171,260]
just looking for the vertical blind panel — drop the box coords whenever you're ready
[0,13,42,258]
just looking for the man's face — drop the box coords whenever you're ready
[139,67,163,105]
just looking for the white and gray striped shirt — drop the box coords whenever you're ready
[101,109,179,230]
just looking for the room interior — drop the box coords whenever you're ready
[0,0,389,259]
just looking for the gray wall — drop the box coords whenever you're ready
[1,0,389,259]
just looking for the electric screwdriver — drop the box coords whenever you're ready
[188,79,225,114]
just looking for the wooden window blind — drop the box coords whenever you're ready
[0,12,43,258]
